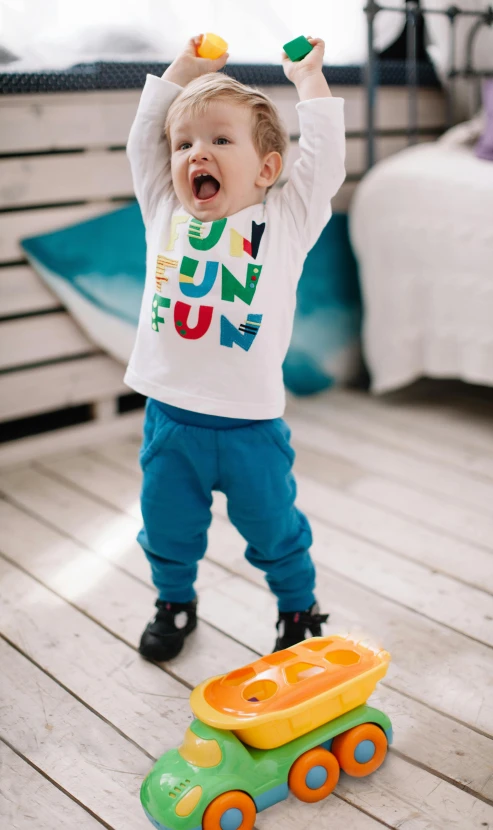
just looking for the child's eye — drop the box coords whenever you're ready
[178,142,191,150]
[215,137,230,145]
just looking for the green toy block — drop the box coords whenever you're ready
[283,35,313,62]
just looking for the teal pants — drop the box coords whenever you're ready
[138,399,316,611]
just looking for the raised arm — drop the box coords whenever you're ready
[127,35,229,225]
[278,38,346,253]
[126,76,182,224]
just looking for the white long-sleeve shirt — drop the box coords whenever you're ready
[124,74,345,419]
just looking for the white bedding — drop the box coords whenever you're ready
[350,125,493,393]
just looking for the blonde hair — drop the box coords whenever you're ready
[164,73,289,165]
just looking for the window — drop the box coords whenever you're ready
[178,728,222,768]
[0,1,406,69]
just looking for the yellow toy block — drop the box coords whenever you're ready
[197,32,228,60]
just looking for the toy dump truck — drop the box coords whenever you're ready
[141,635,392,830]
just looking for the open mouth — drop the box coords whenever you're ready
[192,173,221,202]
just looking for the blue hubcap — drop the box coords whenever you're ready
[220,807,243,830]
[354,739,376,764]
[306,764,329,790]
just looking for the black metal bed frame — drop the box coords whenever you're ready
[365,0,493,167]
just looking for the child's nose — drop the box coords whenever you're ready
[188,144,211,164]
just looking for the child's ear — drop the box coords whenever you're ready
[256,152,283,188]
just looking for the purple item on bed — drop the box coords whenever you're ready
[476,79,493,161]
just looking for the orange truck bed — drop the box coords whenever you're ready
[191,635,391,749]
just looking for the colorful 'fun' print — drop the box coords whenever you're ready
[155,255,178,292]
[230,222,265,259]
[221,263,262,305]
[174,301,214,340]
[152,294,171,331]
[220,314,263,351]
[154,215,266,350]
[179,256,219,298]
[188,218,227,250]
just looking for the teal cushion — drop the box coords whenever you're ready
[283,213,362,395]
[21,202,146,364]
[22,202,145,327]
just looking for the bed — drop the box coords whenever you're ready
[350,0,493,394]
[350,123,493,393]
[0,59,446,462]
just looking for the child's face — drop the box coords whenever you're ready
[169,100,268,221]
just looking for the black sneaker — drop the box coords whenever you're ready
[274,602,329,652]
[139,598,198,662]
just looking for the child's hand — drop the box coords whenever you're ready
[163,35,229,87]
[282,37,325,85]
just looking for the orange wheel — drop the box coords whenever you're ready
[288,747,340,803]
[202,790,256,830]
[332,724,388,778]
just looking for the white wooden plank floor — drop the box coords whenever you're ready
[1,383,493,830]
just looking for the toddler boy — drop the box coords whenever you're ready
[125,34,346,661]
